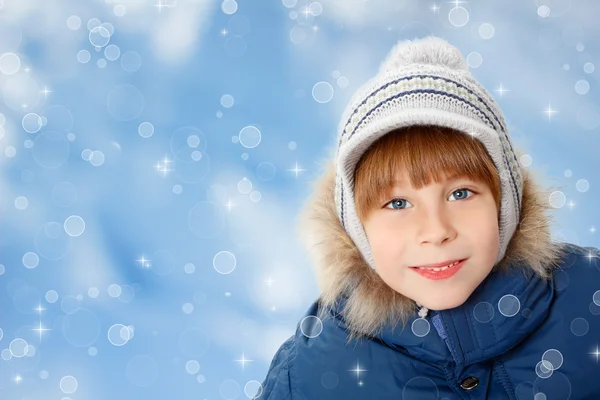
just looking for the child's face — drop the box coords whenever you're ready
[362,171,500,311]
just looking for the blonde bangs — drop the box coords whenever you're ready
[354,125,501,222]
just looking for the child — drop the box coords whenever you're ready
[255,36,600,399]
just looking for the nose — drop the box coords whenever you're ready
[417,206,457,246]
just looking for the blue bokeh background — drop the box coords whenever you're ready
[0,0,599,398]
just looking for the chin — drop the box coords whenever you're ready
[421,295,469,311]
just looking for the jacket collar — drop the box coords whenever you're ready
[297,158,568,365]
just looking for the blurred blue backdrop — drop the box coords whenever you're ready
[0,0,599,399]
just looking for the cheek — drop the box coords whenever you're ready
[365,223,403,250]
[369,236,408,271]
[472,203,499,235]
[475,217,500,255]
[364,226,393,262]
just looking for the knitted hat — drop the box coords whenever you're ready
[334,36,523,271]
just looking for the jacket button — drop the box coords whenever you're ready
[460,376,479,390]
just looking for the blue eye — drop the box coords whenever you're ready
[451,189,471,200]
[387,198,409,210]
[385,188,474,210]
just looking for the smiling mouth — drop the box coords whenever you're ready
[409,259,467,280]
[410,259,466,272]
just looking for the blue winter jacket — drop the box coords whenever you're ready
[255,163,600,399]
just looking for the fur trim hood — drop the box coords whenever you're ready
[296,157,568,340]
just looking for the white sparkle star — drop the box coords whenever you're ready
[137,255,152,268]
[287,162,306,178]
[155,156,174,176]
[235,352,254,370]
[465,130,478,141]
[32,321,52,340]
[543,102,558,121]
[41,86,52,98]
[494,83,510,97]
[567,200,576,209]
[154,0,168,12]
[349,360,368,380]
[448,0,467,8]
[14,374,22,383]
[589,344,600,362]
[300,6,311,17]
[591,226,596,234]
[586,251,599,263]
[264,277,275,287]
[224,198,235,212]
[34,303,46,314]
[430,3,440,13]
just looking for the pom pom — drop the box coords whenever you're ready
[379,35,469,74]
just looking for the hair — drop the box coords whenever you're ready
[354,125,502,222]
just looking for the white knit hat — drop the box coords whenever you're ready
[334,36,523,271]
